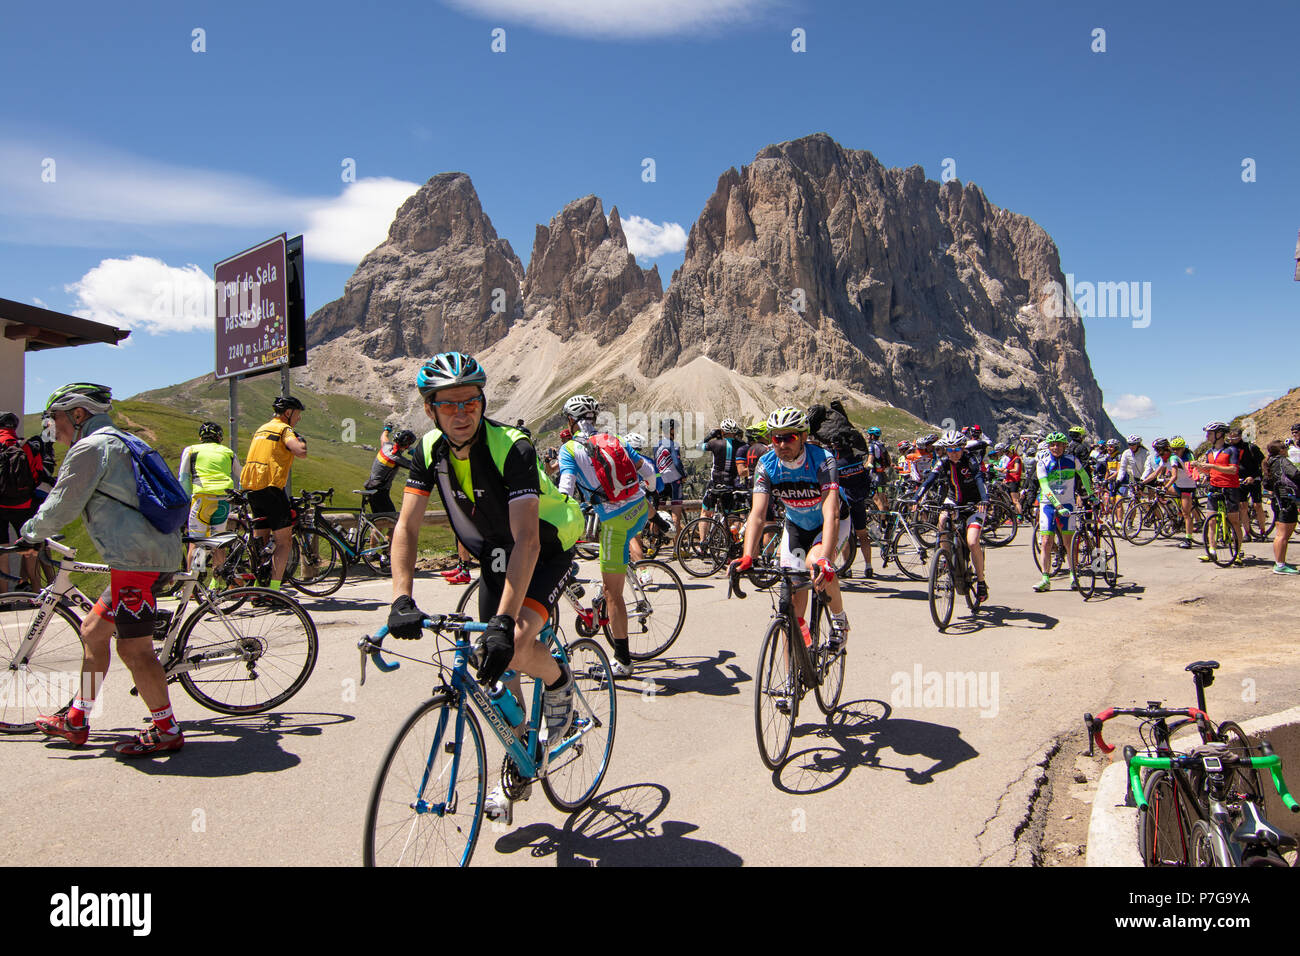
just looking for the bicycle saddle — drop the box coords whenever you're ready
[1185,660,1220,679]
[353,489,379,496]
[1231,801,1297,849]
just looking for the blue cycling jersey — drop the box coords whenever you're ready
[753,444,839,531]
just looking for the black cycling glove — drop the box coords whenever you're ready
[387,594,426,639]
[470,614,516,686]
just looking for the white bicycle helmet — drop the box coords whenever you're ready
[936,430,964,448]
[44,382,112,416]
[623,432,647,452]
[719,418,741,435]
[766,407,809,432]
[564,394,599,421]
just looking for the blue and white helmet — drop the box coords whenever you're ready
[417,352,486,399]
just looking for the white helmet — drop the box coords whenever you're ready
[563,394,598,421]
[766,407,809,432]
[719,418,741,435]
[623,432,647,451]
[936,430,964,448]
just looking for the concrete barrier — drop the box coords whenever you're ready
[1086,704,1300,866]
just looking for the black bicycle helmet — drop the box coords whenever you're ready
[199,421,223,443]
[273,395,305,414]
[394,429,417,448]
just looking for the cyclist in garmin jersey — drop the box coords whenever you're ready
[1196,421,1243,566]
[731,406,850,649]
[558,396,661,677]
[912,431,990,602]
[1032,431,1094,592]
[386,352,584,825]
[178,421,241,578]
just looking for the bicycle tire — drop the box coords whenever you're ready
[542,637,616,812]
[890,522,933,581]
[753,531,782,590]
[602,559,686,661]
[175,587,319,714]
[1188,819,1229,867]
[754,617,796,770]
[1099,528,1120,588]
[960,546,979,613]
[364,693,486,867]
[927,548,955,631]
[1201,514,1237,567]
[1211,720,1264,806]
[1257,501,1276,538]
[287,529,348,596]
[361,516,398,576]
[810,599,844,716]
[834,534,856,577]
[1139,769,1193,866]
[981,498,1018,548]
[675,517,730,578]
[1071,531,1098,600]
[1121,502,1156,546]
[454,576,479,617]
[0,593,84,732]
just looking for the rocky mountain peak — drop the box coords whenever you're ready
[522,195,661,345]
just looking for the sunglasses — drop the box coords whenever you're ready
[430,397,483,415]
[770,432,802,445]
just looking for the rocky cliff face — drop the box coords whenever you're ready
[522,196,661,345]
[304,134,1117,440]
[307,172,524,359]
[640,133,1111,438]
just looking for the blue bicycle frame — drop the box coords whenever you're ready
[365,618,593,814]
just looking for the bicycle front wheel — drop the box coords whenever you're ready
[1139,769,1193,866]
[361,516,398,575]
[810,600,844,716]
[927,548,955,631]
[454,576,480,616]
[606,559,686,661]
[1071,532,1098,600]
[0,594,85,732]
[754,617,795,770]
[175,588,319,714]
[364,694,486,867]
[1188,820,1229,867]
[542,637,616,812]
[891,523,933,580]
[288,529,348,596]
[1201,514,1237,567]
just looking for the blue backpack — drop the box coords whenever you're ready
[97,428,190,535]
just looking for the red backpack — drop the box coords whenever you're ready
[580,433,641,504]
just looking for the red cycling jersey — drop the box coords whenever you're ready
[1206,446,1240,488]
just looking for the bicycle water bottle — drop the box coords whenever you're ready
[565,562,585,601]
[488,673,524,730]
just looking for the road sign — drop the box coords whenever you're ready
[214,234,289,379]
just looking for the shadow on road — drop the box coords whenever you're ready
[774,700,978,795]
[302,595,387,613]
[49,712,353,777]
[938,603,1059,634]
[491,783,743,866]
[626,651,749,698]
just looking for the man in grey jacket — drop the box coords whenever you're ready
[20,383,185,757]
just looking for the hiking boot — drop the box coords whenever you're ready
[113,724,183,757]
[35,712,88,746]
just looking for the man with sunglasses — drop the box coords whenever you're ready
[1031,431,1094,592]
[732,407,850,650]
[1195,420,1244,566]
[911,430,990,603]
[386,352,585,825]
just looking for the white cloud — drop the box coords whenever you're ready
[1245,396,1275,412]
[441,0,777,38]
[303,178,420,264]
[65,256,214,334]
[1185,267,1195,275]
[1168,388,1280,406]
[1105,394,1157,421]
[622,215,687,258]
[0,138,417,266]
[32,297,48,309]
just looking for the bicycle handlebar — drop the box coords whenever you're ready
[1123,744,1300,813]
[0,534,70,557]
[357,614,485,684]
[1084,705,1207,755]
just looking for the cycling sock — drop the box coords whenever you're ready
[269,579,282,591]
[612,638,631,664]
[68,697,92,727]
[151,706,179,735]
[545,663,571,691]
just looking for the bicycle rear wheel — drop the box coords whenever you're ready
[605,559,686,661]
[754,617,796,770]
[1211,720,1264,805]
[0,594,84,732]
[542,637,616,812]
[809,600,844,715]
[175,588,319,714]
[1121,502,1155,546]
[364,694,486,867]
[454,577,480,616]
[981,499,1017,547]
[834,534,856,577]
[361,516,398,575]
[288,529,348,596]
[675,517,730,578]
[1071,532,1098,599]
[927,548,955,631]
[1201,514,1237,567]
[1139,769,1193,866]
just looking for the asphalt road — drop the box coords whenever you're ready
[5,525,1299,867]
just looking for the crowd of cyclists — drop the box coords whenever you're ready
[5,355,1298,832]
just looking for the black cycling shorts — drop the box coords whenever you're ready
[248,487,294,532]
[1241,482,1263,504]
[1207,487,1242,512]
[702,487,735,513]
[845,496,868,532]
[477,549,576,624]
[1274,496,1298,525]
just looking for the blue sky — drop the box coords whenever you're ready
[2,0,1296,444]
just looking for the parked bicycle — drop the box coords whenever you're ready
[358,611,616,867]
[0,534,318,730]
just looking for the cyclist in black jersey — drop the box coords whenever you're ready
[913,431,990,601]
[698,418,745,537]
